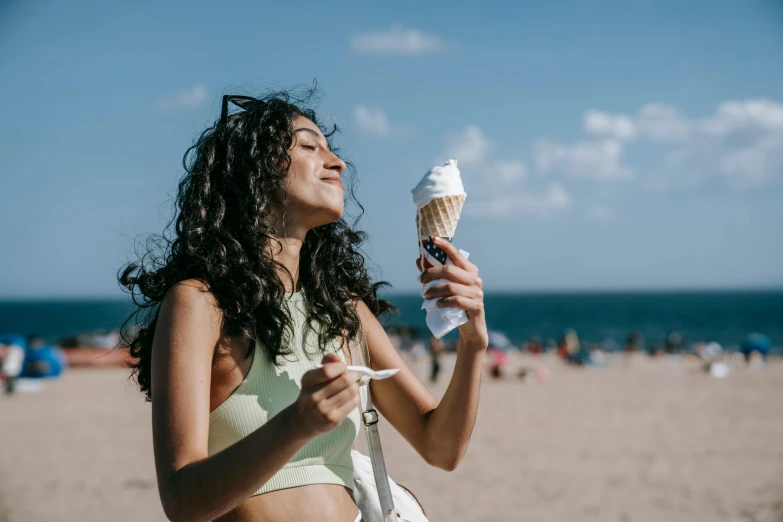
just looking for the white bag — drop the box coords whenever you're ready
[349,329,430,522]
[351,450,429,522]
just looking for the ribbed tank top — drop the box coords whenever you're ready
[207,291,361,496]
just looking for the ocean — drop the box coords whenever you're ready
[1,290,781,352]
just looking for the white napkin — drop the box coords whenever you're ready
[420,249,470,339]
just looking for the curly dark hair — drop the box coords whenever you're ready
[119,86,397,401]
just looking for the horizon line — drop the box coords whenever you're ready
[1,285,782,302]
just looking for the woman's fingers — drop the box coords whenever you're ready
[322,380,360,411]
[436,295,485,313]
[424,282,484,301]
[297,356,361,436]
[430,237,475,272]
[420,264,480,287]
[331,394,363,422]
[302,354,344,390]
[311,370,359,402]
[415,239,477,276]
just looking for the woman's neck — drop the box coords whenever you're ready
[267,210,311,293]
[268,232,305,293]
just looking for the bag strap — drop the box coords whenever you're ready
[351,327,397,522]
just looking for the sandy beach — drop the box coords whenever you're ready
[1,353,782,522]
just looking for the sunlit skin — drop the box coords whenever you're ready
[150,115,488,522]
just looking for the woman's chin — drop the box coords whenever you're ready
[311,204,344,227]
[326,206,344,223]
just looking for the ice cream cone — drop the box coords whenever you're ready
[411,159,470,338]
[415,194,465,238]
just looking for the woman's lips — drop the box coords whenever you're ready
[322,177,344,189]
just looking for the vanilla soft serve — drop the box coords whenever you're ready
[411,159,466,209]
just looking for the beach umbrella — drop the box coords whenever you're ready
[487,331,512,351]
[741,333,772,356]
[702,342,722,359]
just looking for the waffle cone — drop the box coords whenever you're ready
[416,194,465,238]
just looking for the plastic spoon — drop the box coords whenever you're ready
[314,364,400,381]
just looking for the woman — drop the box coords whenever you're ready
[120,89,488,522]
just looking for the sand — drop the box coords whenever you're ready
[1,353,782,522]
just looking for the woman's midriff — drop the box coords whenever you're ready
[213,484,359,522]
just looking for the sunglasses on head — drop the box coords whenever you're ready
[220,95,266,125]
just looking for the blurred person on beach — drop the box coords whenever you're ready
[386,326,402,352]
[486,331,511,378]
[525,335,543,355]
[20,335,65,379]
[555,332,569,360]
[118,87,488,522]
[0,334,27,394]
[664,329,683,354]
[428,335,445,383]
[409,333,427,361]
[624,331,644,354]
[486,347,509,379]
[557,328,590,365]
[396,325,411,351]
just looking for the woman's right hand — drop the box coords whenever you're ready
[295,353,360,438]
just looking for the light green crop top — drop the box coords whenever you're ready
[207,291,361,496]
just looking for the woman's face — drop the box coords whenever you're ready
[281,115,347,230]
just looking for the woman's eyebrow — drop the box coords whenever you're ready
[294,128,331,151]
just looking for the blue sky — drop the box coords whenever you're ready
[1,0,782,298]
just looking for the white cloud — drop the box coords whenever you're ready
[584,98,783,190]
[158,84,208,110]
[635,103,692,142]
[444,125,494,165]
[439,126,563,218]
[441,128,526,186]
[354,106,391,136]
[587,205,614,221]
[720,132,783,190]
[584,103,691,142]
[467,183,572,218]
[352,25,445,55]
[535,139,632,180]
[584,110,636,140]
[494,161,527,183]
[701,98,783,136]
[441,96,783,217]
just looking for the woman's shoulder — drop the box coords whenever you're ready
[164,278,217,303]
[160,279,223,330]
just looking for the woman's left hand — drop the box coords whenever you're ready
[416,237,488,349]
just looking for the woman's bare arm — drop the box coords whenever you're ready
[150,281,357,522]
[354,300,439,462]
[357,301,485,471]
[357,242,487,471]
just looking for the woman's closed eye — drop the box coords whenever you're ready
[301,143,318,151]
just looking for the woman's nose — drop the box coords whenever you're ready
[326,151,346,174]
